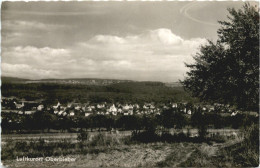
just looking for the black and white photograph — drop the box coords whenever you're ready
[1,1,259,167]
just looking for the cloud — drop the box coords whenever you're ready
[2,28,207,82]
[2,20,69,31]
[2,46,71,79]
[2,63,60,79]
[2,20,73,47]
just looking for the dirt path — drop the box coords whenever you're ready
[173,149,196,167]
[71,144,173,167]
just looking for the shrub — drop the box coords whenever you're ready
[161,132,174,142]
[243,123,259,151]
[186,128,191,138]
[241,123,259,166]
[77,130,89,142]
[89,133,119,147]
[198,125,208,140]
[131,130,160,143]
[14,141,28,151]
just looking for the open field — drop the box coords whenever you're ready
[2,128,249,168]
[2,139,242,167]
[1,128,241,142]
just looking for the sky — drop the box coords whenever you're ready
[1,1,256,82]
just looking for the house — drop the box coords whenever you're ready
[85,106,92,112]
[129,110,133,115]
[129,104,133,109]
[108,104,117,113]
[172,103,178,108]
[67,103,72,108]
[25,111,34,115]
[37,105,44,111]
[134,104,140,109]
[53,102,61,109]
[14,102,24,109]
[123,104,130,111]
[143,105,149,110]
[60,106,67,111]
[163,105,169,109]
[112,111,117,116]
[75,105,81,111]
[150,104,155,109]
[97,104,105,109]
[209,106,215,112]
[85,113,91,117]
[231,111,238,116]
[117,108,123,113]
[187,110,192,115]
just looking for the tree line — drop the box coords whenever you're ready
[2,107,258,134]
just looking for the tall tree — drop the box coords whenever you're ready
[181,3,259,111]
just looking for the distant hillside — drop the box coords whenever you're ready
[1,76,181,87]
[165,82,182,87]
[1,76,30,83]
[26,78,133,86]
[1,76,133,86]
[2,79,195,104]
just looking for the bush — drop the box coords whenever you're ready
[241,123,259,166]
[198,125,208,140]
[222,123,259,167]
[243,123,259,151]
[161,132,174,142]
[131,130,160,143]
[89,133,120,147]
[208,133,226,143]
[77,130,89,142]
[14,141,28,151]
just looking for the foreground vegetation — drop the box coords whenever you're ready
[2,123,258,167]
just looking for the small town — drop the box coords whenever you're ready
[2,96,253,118]
[2,95,258,133]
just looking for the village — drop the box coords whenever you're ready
[2,96,249,119]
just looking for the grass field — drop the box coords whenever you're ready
[2,129,248,167]
[1,128,240,140]
[2,140,241,167]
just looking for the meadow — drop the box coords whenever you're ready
[2,126,257,167]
